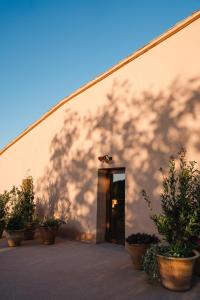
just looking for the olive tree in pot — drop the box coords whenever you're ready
[142,150,200,291]
[0,191,9,238]
[5,186,25,247]
[39,218,65,245]
[126,233,159,270]
[5,215,25,247]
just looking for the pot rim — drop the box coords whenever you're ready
[125,241,154,247]
[39,225,58,229]
[156,249,199,261]
[5,229,25,233]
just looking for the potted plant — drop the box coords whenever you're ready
[126,233,159,270]
[4,185,25,247]
[0,191,9,238]
[142,149,200,291]
[5,214,25,247]
[39,218,64,245]
[20,176,36,240]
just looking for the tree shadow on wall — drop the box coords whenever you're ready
[35,77,200,238]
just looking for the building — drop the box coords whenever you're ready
[1,11,200,244]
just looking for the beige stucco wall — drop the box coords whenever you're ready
[1,16,200,242]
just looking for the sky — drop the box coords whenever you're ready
[0,0,200,150]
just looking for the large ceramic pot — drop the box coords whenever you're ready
[157,250,199,291]
[194,245,200,276]
[194,257,200,276]
[24,228,35,240]
[39,226,58,245]
[0,228,4,239]
[0,221,5,238]
[24,223,36,240]
[126,243,151,270]
[5,229,25,247]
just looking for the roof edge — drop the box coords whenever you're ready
[1,10,200,156]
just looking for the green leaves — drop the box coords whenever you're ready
[143,245,160,281]
[20,176,35,223]
[0,191,9,227]
[126,233,159,244]
[142,149,200,255]
[40,218,65,228]
[6,215,25,231]
[3,176,35,230]
[143,242,194,282]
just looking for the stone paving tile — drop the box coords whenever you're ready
[0,238,200,300]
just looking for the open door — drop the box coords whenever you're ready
[105,169,125,245]
[97,168,125,245]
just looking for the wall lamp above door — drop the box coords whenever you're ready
[98,155,112,164]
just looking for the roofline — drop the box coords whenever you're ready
[1,10,200,156]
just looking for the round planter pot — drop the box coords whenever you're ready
[194,247,200,276]
[0,222,5,238]
[39,226,58,245]
[194,257,200,276]
[126,243,151,270]
[156,250,199,291]
[0,228,4,239]
[24,228,35,240]
[5,229,25,247]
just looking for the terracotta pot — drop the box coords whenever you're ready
[194,255,200,276]
[194,246,200,276]
[0,228,4,239]
[24,228,35,240]
[157,250,199,291]
[39,226,58,245]
[126,243,151,270]
[0,221,5,238]
[24,223,36,240]
[5,229,25,247]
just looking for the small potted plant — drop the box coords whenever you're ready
[142,149,200,291]
[4,185,25,247]
[126,233,159,270]
[0,191,9,238]
[5,214,25,247]
[39,218,64,245]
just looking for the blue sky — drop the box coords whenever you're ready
[0,0,199,149]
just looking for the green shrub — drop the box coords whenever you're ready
[0,191,9,230]
[8,177,35,225]
[40,218,65,228]
[5,215,25,231]
[143,245,160,281]
[143,244,171,281]
[126,233,159,245]
[3,177,35,231]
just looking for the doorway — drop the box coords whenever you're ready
[97,168,125,245]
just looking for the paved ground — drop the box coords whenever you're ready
[0,238,200,300]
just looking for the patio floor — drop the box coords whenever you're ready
[0,238,200,300]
